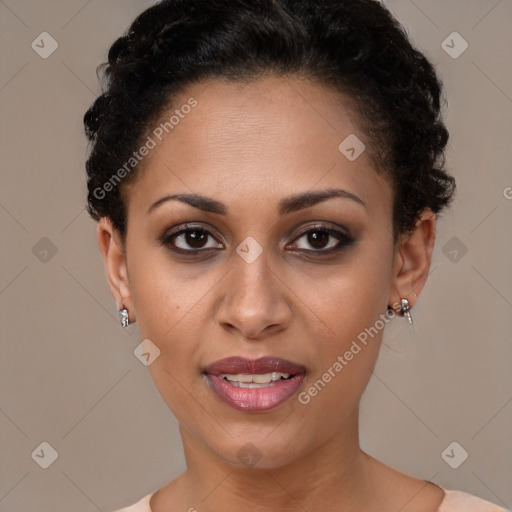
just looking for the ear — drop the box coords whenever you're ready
[97,217,135,323]
[388,208,437,313]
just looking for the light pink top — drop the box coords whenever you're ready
[113,488,509,511]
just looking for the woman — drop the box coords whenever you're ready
[83,1,507,510]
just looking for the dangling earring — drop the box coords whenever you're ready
[399,298,413,325]
[118,307,129,328]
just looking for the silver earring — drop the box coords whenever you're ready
[399,298,413,325]
[118,307,129,328]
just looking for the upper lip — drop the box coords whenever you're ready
[203,356,307,376]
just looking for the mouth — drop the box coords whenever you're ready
[203,356,307,412]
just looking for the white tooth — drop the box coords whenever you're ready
[233,373,254,383]
[252,373,274,384]
[255,372,290,382]
[219,373,253,383]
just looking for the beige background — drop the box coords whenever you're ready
[1,1,511,511]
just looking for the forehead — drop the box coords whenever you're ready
[125,75,392,221]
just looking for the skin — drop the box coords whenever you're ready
[97,76,444,511]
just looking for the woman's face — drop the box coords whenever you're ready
[113,76,402,468]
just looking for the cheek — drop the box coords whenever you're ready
[299,240,392,402]
[127,239,197,339]
[126,243,214,398]
[301,238,393,343]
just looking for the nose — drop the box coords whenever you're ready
[215,248,292,340]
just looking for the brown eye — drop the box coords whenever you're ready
[162,225,223,252]
[305,230,330,250]
[179,229,208,249]
[288,224,355,254]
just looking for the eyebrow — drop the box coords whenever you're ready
[147,188,367,216]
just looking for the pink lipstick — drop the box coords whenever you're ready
[203,356,306,412]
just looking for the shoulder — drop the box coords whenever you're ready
[439,488,509,512]
[111,492,154,512]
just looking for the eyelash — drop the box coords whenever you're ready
[160,223,355,257]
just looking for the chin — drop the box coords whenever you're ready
[203,425,314,471]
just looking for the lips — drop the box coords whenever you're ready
[203,356,306,376]
[203,356,307,412]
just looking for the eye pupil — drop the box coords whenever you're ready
[308,230,329,249]
[186,229,208,248]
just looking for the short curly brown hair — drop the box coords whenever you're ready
[83,0,455,243]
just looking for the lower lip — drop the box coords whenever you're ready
[205,374,306,412]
